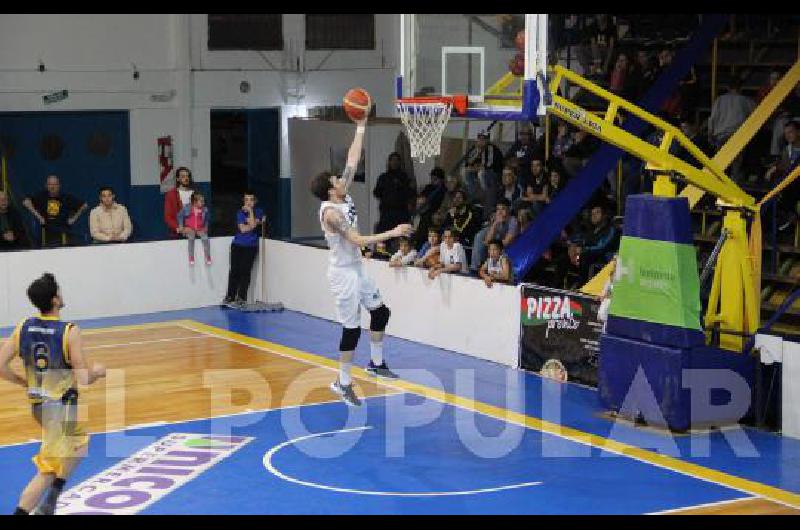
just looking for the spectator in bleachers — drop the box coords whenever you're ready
[516,207,534,234]
[89,186,132,244]
[563,129,597,177]
[374,152,415,233]
[0,191,30,250]
[770,82,800,157]
[442,188,480,247]
[22,175,87,248]
[519,157,549,214]
[765,120,800,231]
[389,236,417,268]
[365,241,393,261]
[545,165,566,204]
[419,166,446,215]
[497,166,524,209]
[673,118,713,163]
[609,52,638,101]
[410,166,446,249]
[428,227,468,279]
[504,125,539,187]
[164,167,196,238]
[654,47,684,121]
[708,79,756,182]
[766,120,800,182]
[466,131,504,183]
[574,204,618,283]
[432,174,463,228]
[635,50,657,88]
[470,198,519,273]
[551,121,576,160]
[414,228,441,269]
[465,131,504,216]
[178,191,211,266]
[757,70,781,104]
[587,14,616,77]
[479,239,513,288]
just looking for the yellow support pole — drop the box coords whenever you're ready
[653,174,677,198]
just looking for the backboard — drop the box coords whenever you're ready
[398,14,549,121]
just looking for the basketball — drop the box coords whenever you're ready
[515,30,526,51]
[343,87,372,122]
[509,52,525,76]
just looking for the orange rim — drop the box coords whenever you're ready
[397,94,468,115]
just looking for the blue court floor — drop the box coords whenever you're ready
[1,306,800,514]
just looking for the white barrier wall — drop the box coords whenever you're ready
[264,240,521,367]
[0,238,235,327]
[1,238,522,369]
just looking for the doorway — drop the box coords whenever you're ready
[209,108,285,237]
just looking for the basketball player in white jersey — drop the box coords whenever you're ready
[310,117,412,406]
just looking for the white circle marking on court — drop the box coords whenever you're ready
[263,426,543,497]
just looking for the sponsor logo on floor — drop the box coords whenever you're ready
[56,433,253,515]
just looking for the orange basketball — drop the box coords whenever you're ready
[343,87,372,122]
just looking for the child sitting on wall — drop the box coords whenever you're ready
[177,191,211,265]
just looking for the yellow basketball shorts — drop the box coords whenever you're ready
[31,396,89,477]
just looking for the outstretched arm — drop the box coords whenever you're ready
[339,117,368,192]
[323,207,411,248]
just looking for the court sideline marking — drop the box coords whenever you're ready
[176,319,800,510]
[645,496,756,515]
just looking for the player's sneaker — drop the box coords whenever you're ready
[189,256,195,266]
[330,378,362,407]
[365,361,399,379]
[205,256,213,266]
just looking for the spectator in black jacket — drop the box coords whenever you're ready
[22,175,87,247]
[465,131,504,207]
[574,204,618,282]
[0,191,30,250]
[442,188,481,247]
[374,152,416,233]
[504,125,540,187]
[419,166,446,215]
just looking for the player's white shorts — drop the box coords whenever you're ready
[327,265,383,329]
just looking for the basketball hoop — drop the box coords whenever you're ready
[396,95,467,163]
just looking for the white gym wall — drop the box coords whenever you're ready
[0,14,403,186]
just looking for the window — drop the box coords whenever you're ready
[208,14,283,51]
[305,14,375,50]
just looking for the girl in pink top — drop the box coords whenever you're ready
[178,192,211,265]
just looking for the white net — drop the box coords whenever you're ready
[396,100,453,163]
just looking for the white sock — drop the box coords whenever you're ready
[370,342,384,366]
[340,361,352,386]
